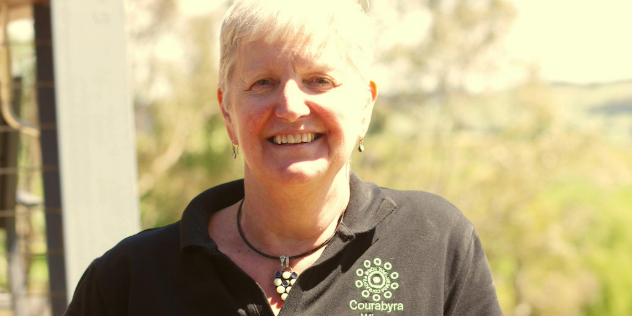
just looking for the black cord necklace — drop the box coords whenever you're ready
[236,198,342,301]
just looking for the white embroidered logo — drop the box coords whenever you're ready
[354,258,399,302]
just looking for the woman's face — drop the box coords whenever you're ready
[219,39,377,187]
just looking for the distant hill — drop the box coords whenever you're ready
[373,79,632,145]
[549,80,632,144]
[590,99,632,115]
[550,80,632,116]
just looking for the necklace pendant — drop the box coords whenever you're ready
[273,256,298,301]
[280,255,289,268]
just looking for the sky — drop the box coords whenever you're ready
[505,0,632,84]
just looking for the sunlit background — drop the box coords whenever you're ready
[1,0,629,315]
[121,0,632,315]
[127,0,632,315]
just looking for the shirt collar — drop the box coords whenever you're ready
[180,173,397,252]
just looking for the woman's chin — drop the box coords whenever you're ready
[275,162,329,185]
[245,142,349,187]
[257,159,335,187]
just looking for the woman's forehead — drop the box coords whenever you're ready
[237,39,349,74]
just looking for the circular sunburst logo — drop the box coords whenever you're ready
[354,258,399,302]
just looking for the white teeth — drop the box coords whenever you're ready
[272,133,317,145]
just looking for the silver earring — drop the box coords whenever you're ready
[232,144,238,159]
[358,140,364,153]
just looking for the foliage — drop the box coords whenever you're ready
[128,0,242,228]
[354,79,632,315]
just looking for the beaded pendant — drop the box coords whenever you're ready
[273,256,298,301]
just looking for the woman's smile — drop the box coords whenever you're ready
[269,133,322,145]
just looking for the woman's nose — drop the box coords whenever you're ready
[275,79,310,121]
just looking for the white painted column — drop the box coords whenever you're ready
[50,0,140,301]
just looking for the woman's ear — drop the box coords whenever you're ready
[369,81,378,103]
[360,81,378,137]
[218,88,237,144]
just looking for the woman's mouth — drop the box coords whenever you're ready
[269,133,322,145]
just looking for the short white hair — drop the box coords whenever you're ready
[218,0,376,102]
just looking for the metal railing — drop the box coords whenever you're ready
[0,1,60,315]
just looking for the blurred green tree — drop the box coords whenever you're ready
[127,0,241,229]
[356,1,632,315]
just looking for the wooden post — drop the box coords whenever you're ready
[42,0,141,311]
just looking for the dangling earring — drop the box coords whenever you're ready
[358,139,364,153]
[232,144,238,159]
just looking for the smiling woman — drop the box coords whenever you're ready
[65,1,501,315]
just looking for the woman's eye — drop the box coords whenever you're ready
[254,79,271,86]
[310,77,336,89]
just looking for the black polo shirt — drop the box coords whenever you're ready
[65,174,502,315]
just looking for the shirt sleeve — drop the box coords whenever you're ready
[65,259,110,316]
[444,229,503,316]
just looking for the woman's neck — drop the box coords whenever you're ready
[239,167,350,257]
